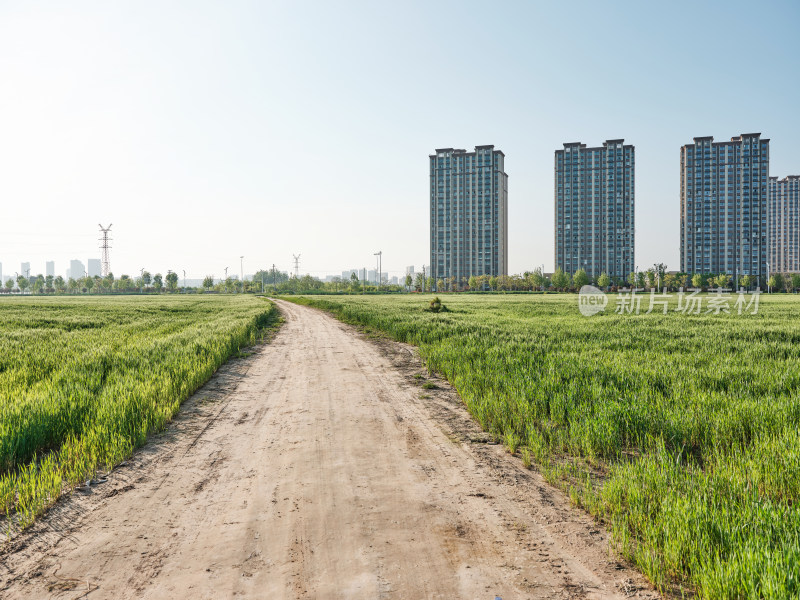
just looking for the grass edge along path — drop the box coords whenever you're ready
[0,296,280,534]
[285,294,800,599]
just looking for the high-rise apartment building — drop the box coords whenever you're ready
[46,261,54,277]
[554,140,634,281]
[769,175,800,273]
[430,145,508,287]
[680,133,769,285]
[88,258,101,278]
[21,262,31,278]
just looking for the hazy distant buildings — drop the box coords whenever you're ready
[46,261,54,277]
[21,262,30,278]
[88,258,101,278]
[555,139,635,281]
[680,133,769,285]
[430,145,508,287]
[769,175,800,273]
[69,259,85,281]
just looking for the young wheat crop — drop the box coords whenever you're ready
[0,295,276,531]
[287,293,800,599]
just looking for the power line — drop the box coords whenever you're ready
[98,224,112,276]
[292,254,301,278]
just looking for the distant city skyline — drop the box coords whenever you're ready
[1,2,798,278]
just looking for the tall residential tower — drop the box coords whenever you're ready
[430,145,508,286]
[769,175,800,273]
[680,133,769,285]
[554,139,634,281]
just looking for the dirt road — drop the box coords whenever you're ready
[1,299,657,599]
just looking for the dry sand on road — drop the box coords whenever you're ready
[0,299,657,599]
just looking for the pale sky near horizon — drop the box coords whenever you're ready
[1,0,798,281]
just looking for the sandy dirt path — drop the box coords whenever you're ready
[1,299,657,599]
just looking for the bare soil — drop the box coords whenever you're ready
[0,299,658,599]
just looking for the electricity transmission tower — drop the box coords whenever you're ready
[292,254,301,278]
[98,224,112,276]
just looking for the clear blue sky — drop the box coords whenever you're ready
[1,0,798,280]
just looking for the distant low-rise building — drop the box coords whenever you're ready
[69,259,85,281]
[88,258,101,278]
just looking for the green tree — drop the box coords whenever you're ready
[713,273,730,289]
[645,269,656,289]
[597,272,611,289]
[153,273,163,292]
[573,269,589,289]
[663,273,676,291]
[636,272,646,289]
[67,277,78,293]
[203,276,214,291]
[551,268,569,291]
[53,275,65,292]
[468,275,478,290]
[627,272,636,288]
[792,273,800,292]
[45,275,54,291]
[4,278,13,293]
[739,275,752,290]
[405,274,412,290]
[414,273,425,292]
[436,278,444,291]
[84,276,94,293]
[691,273,703,289]
[17,275,28,294]
[142,271,152,287]
[529,268,544,291]
[772,273,785,292]
[165,271,179,291]
[488,276,498,291]
[652,263,668,288]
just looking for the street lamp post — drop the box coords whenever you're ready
[767,261,771,294]
[374,251,382,291]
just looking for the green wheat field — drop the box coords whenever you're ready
[288,293,800,599]
[0,295,276,531]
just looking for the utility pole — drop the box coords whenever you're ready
[98,224,112,276]
[422,265,426,293]
[240,256,244,294]
[292,254,301,279]
[182,269,186,293]
[272,263,276,288]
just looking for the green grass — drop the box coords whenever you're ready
[0,295,277,531]
[287,293,800,599]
